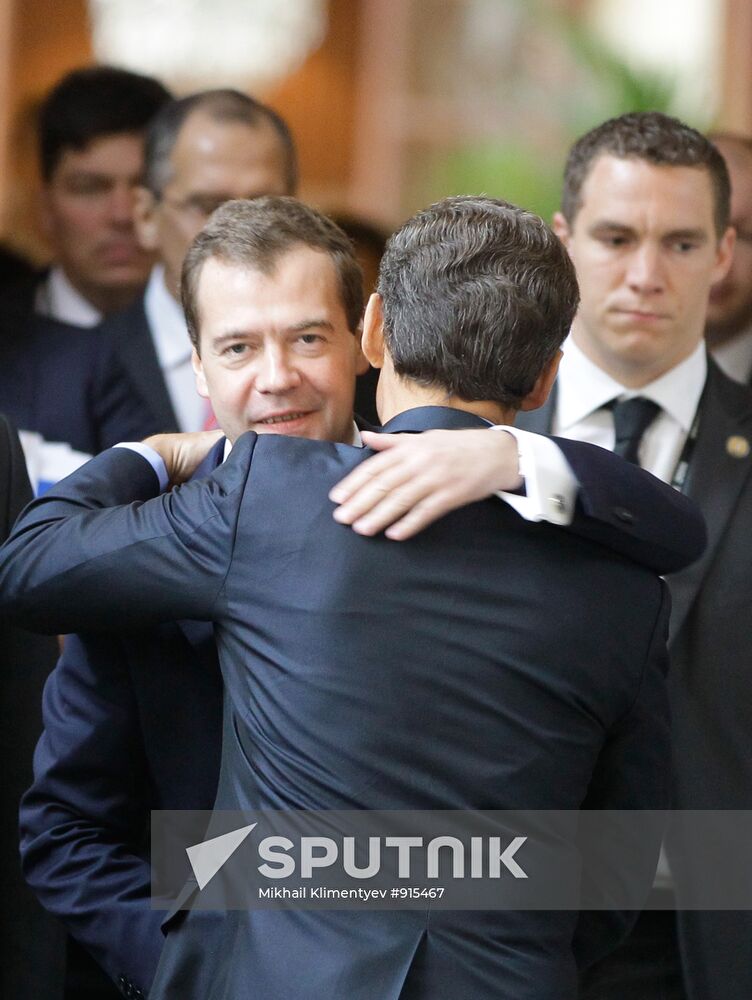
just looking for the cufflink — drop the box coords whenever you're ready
[548,494,567,513]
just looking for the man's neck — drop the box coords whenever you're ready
[376,370,515,426]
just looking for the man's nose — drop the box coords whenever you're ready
[108,183,136,228]
[255,347,301,393]
[626,243,664,294]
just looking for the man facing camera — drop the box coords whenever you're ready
[32,66,170,324]
[1,196,705,999]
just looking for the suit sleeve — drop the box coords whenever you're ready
[555,436,707,574]
[572,578,672,969]
[19,633,162,994]
[0,436,257,635]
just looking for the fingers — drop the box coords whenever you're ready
[329,440,409,506]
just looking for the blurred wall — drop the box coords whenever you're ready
[0,0,361,261]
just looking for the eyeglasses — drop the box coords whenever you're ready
[156,193,232,220]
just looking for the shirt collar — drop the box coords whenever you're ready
[143,265,192,369]
[557,336,707,433]
[37,266,102,327]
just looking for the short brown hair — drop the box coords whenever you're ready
[562,111,731,236]
[378,196,579,408]
[181,197,364,351]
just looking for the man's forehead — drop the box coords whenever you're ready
[578,154,716,226]
[55,132,144,174]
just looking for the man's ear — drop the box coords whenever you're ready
[191,347,209,400]
[38,186,56,241]
[712,225,736,286]
[519,350,562,412]
[551,211,572,251]
[361,292,386,369]
[352,319,371,376]
[133,187,160,253]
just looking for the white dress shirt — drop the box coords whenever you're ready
[711,326,752,385]
[143,266,207,433]
[35,266,102,327]
[554,337,707,484]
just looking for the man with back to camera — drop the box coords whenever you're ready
[341,112,752,1000]
[30,66,170,325]
[0,194,706,999]
[16,188,704,998]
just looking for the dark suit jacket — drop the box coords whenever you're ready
[0,406,692,999]
[518,359,752,1000]
[19,444,224,999]
[13,422,705,998]
[0,414,62,998]
[0,304,159,455]
[98,294,180,434]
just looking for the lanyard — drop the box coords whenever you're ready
[669,403,702,493]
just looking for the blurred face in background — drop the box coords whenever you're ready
[135,111,291,300]
[41,132,153,314]
[706,138,752,347]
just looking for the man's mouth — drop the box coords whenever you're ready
[256,412,312,426]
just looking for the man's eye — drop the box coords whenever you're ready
[223,343,247,356]
[673,240,697,253]
[67,177,110,196]
[601,235,629,247]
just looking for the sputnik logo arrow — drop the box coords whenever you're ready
[186,823,257,890]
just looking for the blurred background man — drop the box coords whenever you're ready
[705,132,752,384]
[29,66,170,325]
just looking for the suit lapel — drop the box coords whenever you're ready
[668,361,752,642]
[113,297,180,432]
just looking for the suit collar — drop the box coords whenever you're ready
[381,405,492,434]
[668,359,752,641]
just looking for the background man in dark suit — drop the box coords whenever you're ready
[14,194,705,1000]
[100,89,297,433]
[27,66,170,326]
[0,195,704,999]
[0,414,60,998]
[705,132,752,384]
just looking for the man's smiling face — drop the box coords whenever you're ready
[192,248,368,444]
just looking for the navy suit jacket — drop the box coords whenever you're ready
[0,406,702,999]
[19,443,224,999]
[0,304,159,454]
[12,417,705,999]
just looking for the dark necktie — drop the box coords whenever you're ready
[610,397,661,465]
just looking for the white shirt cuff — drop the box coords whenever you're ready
[491,426,578,526]
[114,442,169,492]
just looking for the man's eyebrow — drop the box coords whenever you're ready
[662,227,708,243]
[588,221,635,235]
[285,318,335,334]
[210,319,335,346]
